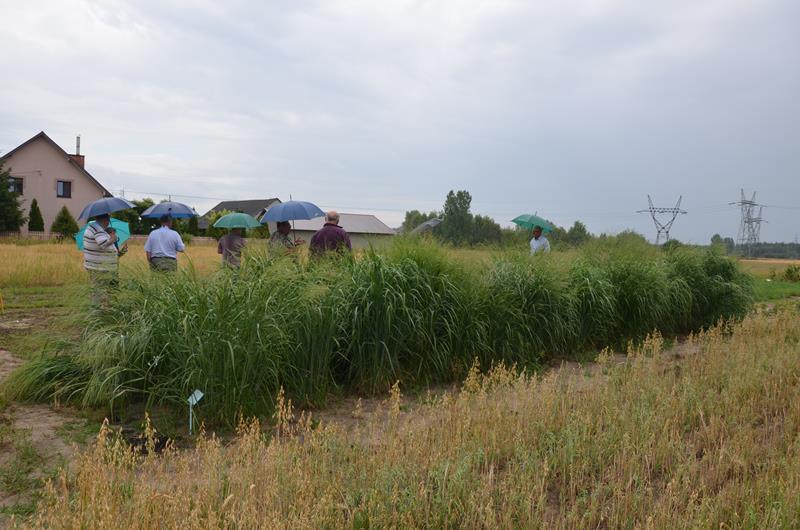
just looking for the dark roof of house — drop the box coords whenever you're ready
[199,198,282,229]
[290,213,397,235]
[1,131,111,196]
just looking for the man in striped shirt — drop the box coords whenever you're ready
[83,213,121,307]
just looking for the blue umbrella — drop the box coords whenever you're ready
[78,197,136,220]
[75,218,131,250]
[140,201,198,219]
[260,200,325,223]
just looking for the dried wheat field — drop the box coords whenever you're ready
[1,239,799,528]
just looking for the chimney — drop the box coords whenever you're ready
[69,135,85,168]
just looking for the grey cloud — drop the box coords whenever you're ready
[1,0,798,239]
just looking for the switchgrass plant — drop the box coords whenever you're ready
[22,309,800,529]
[3,236,753,426]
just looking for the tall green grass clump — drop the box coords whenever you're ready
[483,255,577,364]
[568,259,619,348]
[2,235,755,426]
[333,246,483,393]
[55,254,340,424]
[665,247,753,328]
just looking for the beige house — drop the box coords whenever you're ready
[1,132,110,233]
[288,213,396,249]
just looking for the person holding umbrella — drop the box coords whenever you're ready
[260,199,325,254]
[78,197,136,308]
[530,225,550,254]
[212,212,262,268]
[511,214,553,255]
[218,227,245,268]
[269,221,304,250]
[83,213,121,307]
[144,215,185,272]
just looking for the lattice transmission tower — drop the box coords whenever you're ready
[730,189,765,256]
[637,195,687,244]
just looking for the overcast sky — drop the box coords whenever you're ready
[1,0,798,242]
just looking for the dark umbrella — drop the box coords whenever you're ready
[260,200,326,241]
[260,200,325,222]
[141,201,198,219]
[78,197,136,220]
[410,218,443,235]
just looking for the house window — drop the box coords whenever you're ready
[57,180,72,198]
[8,177,23,195]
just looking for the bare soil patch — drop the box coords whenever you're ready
[0,350,81,527]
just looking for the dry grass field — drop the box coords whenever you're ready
[17,309,800,529]
[738,257,800,278]
[0,241,223,288]
[0,239,798,527]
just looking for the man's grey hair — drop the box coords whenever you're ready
[326,211,340,223]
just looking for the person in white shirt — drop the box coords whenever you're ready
[144,215,186,272]
[530,225,551,255]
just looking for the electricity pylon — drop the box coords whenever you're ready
[730,189,765,257]
[637,195,687,245]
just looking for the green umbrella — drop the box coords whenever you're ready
[511,214,554,232]
[213,212,262,229]
[75,218,131,250]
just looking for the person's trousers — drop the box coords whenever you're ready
[149,257,178,272]
[87,269,118,309]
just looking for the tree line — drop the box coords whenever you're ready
[400,189,594,248]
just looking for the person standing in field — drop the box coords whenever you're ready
[82,213,127,307]
[530,225,551,255]
[269,221,304,251]
[309,211,352,257]
[144,215,185,272]
[218,228,246,268]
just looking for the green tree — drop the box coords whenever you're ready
[187,215,199,236]
[0,163,26,232]
[723,237,736,254]
[472,214,502,245]
[439,190,473,245]
[50,206,79,240]
[28,198,45,232]
[115,198,157,235]
[401,210,439,233]
[565,221,591,246]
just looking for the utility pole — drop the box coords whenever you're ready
[730,189,766,257]
[637,195,687,245]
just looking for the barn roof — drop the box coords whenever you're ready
[290,213,396,235]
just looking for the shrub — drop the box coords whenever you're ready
[50,206,80,240]
[27,199,44,232]
[784,265,800,283]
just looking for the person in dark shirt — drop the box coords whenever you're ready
[309,211,352,257]
[218,228,246,268]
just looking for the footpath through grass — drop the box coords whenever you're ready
[19,308,800,529]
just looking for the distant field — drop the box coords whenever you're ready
[0,241,223,288]
[0,241,502,288]
[738,257,800,278]
[738,259,800,300]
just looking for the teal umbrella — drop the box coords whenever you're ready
[511,214,554,232]
[213,212,262,229]
[75,218,131,250]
